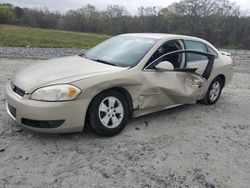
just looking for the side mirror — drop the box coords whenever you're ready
[155,61,174,71]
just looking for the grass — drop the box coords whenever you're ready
[0,25,110,49]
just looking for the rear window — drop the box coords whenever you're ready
[185,40,208,62]
[207,45,218,58]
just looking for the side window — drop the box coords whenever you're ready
[185,40,208,62]
[147,40,183,68]
[207,45,218,58]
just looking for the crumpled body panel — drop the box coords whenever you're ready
[139,71,205,109]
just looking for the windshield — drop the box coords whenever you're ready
[84,36,158,67]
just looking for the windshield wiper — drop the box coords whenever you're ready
[80,53,88,58]
[92,59,117,66]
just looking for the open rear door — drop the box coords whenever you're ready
[140,50,215,109]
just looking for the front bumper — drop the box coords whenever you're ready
[5,84,91,133]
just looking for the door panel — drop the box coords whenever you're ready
[140,71,205,109]
[186,60,208,75]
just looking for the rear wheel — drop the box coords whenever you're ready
[200,77,223,105]
[88,90,129,136]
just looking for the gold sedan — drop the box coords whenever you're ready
[5,34,234,136]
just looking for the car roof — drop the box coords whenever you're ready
[120,33,207,43]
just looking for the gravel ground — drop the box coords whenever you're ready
[0,47,85,59]
[0,48,249,188]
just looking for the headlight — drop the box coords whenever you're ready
[30,84,81,101]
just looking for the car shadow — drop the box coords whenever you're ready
[6,101,218,143]
[20,104,197,138]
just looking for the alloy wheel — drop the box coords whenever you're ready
[98,96,124,128]
[209,81,221,102]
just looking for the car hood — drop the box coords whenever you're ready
[12,56,127,92]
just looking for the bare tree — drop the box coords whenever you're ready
[1,1,250,49]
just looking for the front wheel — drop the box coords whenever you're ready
[200,77,223,105]
[88,90,129,136]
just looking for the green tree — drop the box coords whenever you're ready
[0,4,15,24]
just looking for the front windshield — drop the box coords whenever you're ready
[84,36,158,67]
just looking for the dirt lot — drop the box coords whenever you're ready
[0,53,249,188]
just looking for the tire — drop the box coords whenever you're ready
[200,77,223,105]
[88,90,129,136]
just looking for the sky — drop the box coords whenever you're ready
[1,0,250,14]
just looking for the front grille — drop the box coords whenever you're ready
[8,104,16,118]
[11,82,25,97]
